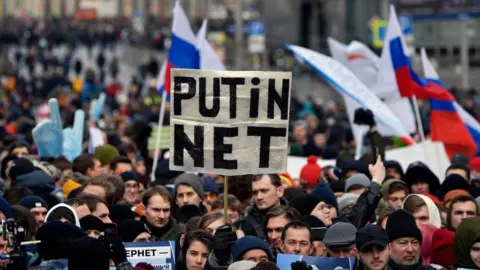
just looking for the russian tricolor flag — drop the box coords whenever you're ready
[157,0,199,100]
[390,37,477,158]
[421,48,480,156]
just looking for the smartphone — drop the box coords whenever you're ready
[104,223,118,240]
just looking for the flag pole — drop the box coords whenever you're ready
[150,92,167,183]
[223,176,229,224]
[411,95,426,142]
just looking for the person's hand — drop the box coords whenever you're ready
[369,155,386,184]
[291,261,313,270]
[212,226,237,264]
[102,236,128,265]
[354,108,375,127]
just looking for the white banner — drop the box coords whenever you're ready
[169,69,291,175]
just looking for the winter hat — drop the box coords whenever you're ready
[8,158,35,181]
[174,173,204,198]
[451,153,470,167]
[19,195,48,210]
[63,178,82,198]
[300,215,326,241]
[14,170,55,195]
[386,209,422,243]
[283,187,307,203]
[231,236,272,262]
[68,236,110,270]
[344,174,371,192]
[300,156,323,186]
[405,161,440,193]
[469,157,480,170]
[444,189,470,204]
[383,160,404,179]
[380,179,406,200]
[119,220,151,242]
[402,194,442,228]
[289,195,321,216]
[36,221,86,260]
[108,204,134,224]
[338,193,360,213]
[454,217,480,269]
[0,197,12,218]
[203,176,219,194]
[94,144,119,166]
[120,171,139,183]
[228,260,257,270]
[45,203,80,227]
[320,166,341,184]
[311,183,338,209]
[154,159,182,186]
[435,174,472,201]
[431,229,455,268]
[177,204,203,224]
[340,160,369,180]
[329,180,345,193]
[80,215,105,232]
[323,222,357,247]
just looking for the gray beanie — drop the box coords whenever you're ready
[345,174,371,192]
[174,173,204,198]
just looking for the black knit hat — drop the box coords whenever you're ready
[80,215,105,232]
[290,195,321,217]
[108,204,134,225]
[386,209,422,243]
[118,220,151,242]
[120,171,139,183]
[8,158,35,181]
[68,236,110,270]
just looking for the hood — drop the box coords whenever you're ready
[454,217,480,269]
[45,203,80,227]
[405,161,440,193]
[384,160,404,179]
[402,194,442,228]
[380,178,405,200]
[435,174,472,201]
[15,170,55,195]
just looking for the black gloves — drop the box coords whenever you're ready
[354,108,375,127]
[101,236,128,265]
[212,225,237,264]
[291,261,313,270]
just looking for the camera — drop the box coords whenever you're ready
[0,219,28,269]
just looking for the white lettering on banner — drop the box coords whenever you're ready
[125,246,171,259]
[169,69,292,175]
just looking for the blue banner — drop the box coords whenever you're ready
[277,253,355,270]
[122,241,175,270]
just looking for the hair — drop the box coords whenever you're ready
[227,175,253,205]
[446,163,471,180]
[100,174,124,204]
[78,194,108,213]
[118,142,137,156]
[11,205,37,241]
[211,194,242,213]
[263,206,301,237]
[65,197,86,208]
[4,186,33,205]
[8,141,31,155]
[84,174,116,203]
[403,195,426,215]
[252,174,282,187]
[389,182,409,195]
[447,195,479,230]
[72,154,95,175]
[46,206,76,224]
[52,156,72,172]
[198,212,225,231]
[377,205,397,227]
[180,231,213,270]
[110,156,132,172]
[142,186,172,208]
[250,262,280,270]
[185,216,201,234]
[281,220,312,243]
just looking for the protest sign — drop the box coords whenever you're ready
[169,69,291,175]
[123,241,175,270]
[148,125,170,150]
[277,253,354,270]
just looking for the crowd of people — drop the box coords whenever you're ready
[1,19,480,270]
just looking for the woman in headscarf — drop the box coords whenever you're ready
[402,194,442,228]
[454,216,480,269]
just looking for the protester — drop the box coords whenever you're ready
[19,195,48,228]
[446,195,479,231]
[404,162,440,195]
[380,178,408,209]
[323,222,357,258]
[79,194,112,223]
[355,225,389,270]
[280,221,313,255]
[178,230,213,270]
[402,194,442,228]
[263,205,300,254]
[80,214,105,238]
[454,216,480,269]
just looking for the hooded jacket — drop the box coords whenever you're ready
[45,203,81,227]
[404,162,440,194]
[381,178,407,203]
[15,170,55,195]
[402,194,442,228]
[454,216,480,269]
[434,174,472,201]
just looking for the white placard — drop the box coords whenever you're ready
[169,69,291,175]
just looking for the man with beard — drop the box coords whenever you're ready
[355,225,389,270]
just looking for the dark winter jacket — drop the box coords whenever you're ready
[141,216,184,241]
[388,258,436,270]
[15,170,55,195]
[337,181,381,228]
[235,198,288,238]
